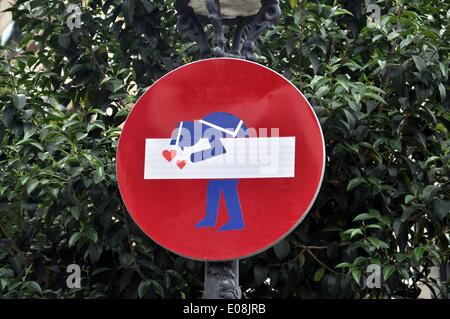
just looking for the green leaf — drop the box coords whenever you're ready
[16,138,44,151]
[316,86,329,99]
[289,0,299,9]
[412,55,426,73]
[12,94,26,110]
[273,240,290,259]
[76,132,88,141]
[26,179,39,194]
[91,267,110,276]
[401,206,415,222]
[350,229,363,239]
[363,92,386,105]
[397,267,409,280]
[351,268,361,285]
[88,243,102,263]
[94,165,105,184]
[253,264,269,285]
[372,34,383,42]
[438,83,446,102]
[2,105,16,127]
[69,232,82,247]
[367,236,380,248]
[405,195,415,204]
[347,177,366,191]
[138,279,151,298]
[343,228,364,239]
[367,236,389,249]
[23,281,42,295]
[335,262,352,269]
[69,64,92,76]
[58,33,72,49]
[436,123,448,135]
[421,185,438,203]
[119,252,134,268]
[122,0,135,24]
[336,77,350,92]
[84,229,98,243]
[433,199,450,221]
[387,31,400,41]
[378,241,390,249]
[140,0,155,13]
[70,206,80,220]
[151,280,165,298]
[330,8,352,17]
[353,213,374,222]
[87,120,106,132]
[298,252,305,267]
[395,253,408,263]
[413,246,425,264]
[29,141,44,151]
[353,256,367,266]
[314,267,325,282]
[400,36,413,49]
[383,265,395,281]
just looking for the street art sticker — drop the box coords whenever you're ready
[117,58,325,261]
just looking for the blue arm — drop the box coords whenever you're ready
[190,134,226,163]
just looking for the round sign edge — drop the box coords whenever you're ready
[116,57,327,261]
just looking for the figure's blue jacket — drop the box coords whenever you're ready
[169,112,248,163]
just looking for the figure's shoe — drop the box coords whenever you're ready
[195,217,216,228]
[218,221,244,232]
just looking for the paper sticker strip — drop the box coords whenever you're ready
[144,137,296,179]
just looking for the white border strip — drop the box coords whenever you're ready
[198,119,244,137]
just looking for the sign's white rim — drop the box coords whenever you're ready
[116,57,326,262]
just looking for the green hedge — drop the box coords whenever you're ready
[0,0,448,298]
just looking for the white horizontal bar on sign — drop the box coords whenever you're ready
[144,137,296,180]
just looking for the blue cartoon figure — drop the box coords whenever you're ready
[168,112,248,231]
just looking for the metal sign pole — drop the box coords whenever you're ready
[204,260,241,299]
[174,0,281,300]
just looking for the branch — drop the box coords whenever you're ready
[305,249,342,276]
[0,222,25,257]
[121,209,145,279]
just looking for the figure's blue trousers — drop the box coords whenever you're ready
[198,179,244,230]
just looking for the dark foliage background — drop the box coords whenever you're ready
[0,0,449,298]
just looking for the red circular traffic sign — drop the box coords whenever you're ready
[117,58,325,261]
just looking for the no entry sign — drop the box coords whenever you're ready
[117,58,325,261]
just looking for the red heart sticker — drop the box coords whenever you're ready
[176,160,186,169]
[162,149,177,162]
